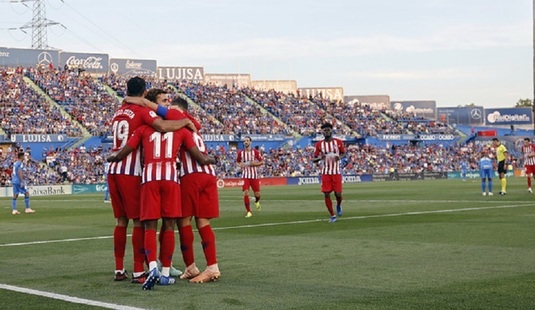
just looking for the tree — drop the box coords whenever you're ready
[515,98,533,107]
[457,103,477,107]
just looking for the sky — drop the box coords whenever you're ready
[0,0,533,108]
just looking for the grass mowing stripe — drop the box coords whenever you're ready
[1,202,529,247]
[0,284,145,310]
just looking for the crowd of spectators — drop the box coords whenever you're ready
[1,65,489,186]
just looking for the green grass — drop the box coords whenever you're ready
[1,178,535,310]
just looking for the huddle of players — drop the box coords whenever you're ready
[106,77,220,290]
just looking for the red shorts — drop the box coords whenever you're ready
[526,165,535,175]
[140,180,181,221]
[321,174,342,193]
[242,178,260,192]
[181,173,219,219]
[108,174,141,219]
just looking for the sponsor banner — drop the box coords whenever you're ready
[418,134,456,141]
[391,100,436,119]
[244,134,286,142]
[251,80,297,94]
[448,170,514,179]
[343,174,373,183]
[202,134,236,142]
[157,66,204,81]
[205,73,251,88]
[3,185,72,197]
[288,176,321,186]
[4,134,67,143]
[485,108,533,125]
[377,134,417,141]
[59,51,109,73]
[373,171,448,181]
[109,58,157,77]
[217,178,286,188]
[312,134,358,142]
[437,107,484,125]
[0,47,59,68]
[298,87,344,101]
[344,95,391,110]
[72,183,107,194]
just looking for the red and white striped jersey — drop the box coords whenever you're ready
[237,148,263,179]
[126,125,189,184]
[314,138,346,175]
[179,131,216,177]
[522,144,535,166]
[108,104,159,176]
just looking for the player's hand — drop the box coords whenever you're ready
[186,120,197,132]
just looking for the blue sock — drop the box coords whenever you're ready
[24,196,30,208]
[12,198,17,210]
[488,180,493,192]
[481,181,486,192]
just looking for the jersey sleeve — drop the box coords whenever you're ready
[255,149,263,161]
[314,142,321,157]
[180,128,197,150]
[139,107,161,126]
[237,150,243,163]
[126,125,145,149]
[337,139,346,154]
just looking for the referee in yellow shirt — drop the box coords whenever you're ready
[492,137,508,195]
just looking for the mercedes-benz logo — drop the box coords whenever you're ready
[470,108,482,120]
[37,52,52,65]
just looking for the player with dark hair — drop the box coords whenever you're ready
[313,122,346,223]
[521,137,535,193]
[107,106,215,289]
[108,76,194,282]
[237,136,264,218]
[11,152,35,215]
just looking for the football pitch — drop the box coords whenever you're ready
[1,178,534,310]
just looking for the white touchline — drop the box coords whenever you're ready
[0,203,531,248]
[0,284,146,310]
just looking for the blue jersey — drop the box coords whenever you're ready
[479,156,493,178]
[12,160,23,185]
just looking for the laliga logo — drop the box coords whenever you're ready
[37,52,53,65]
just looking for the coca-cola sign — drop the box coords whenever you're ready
[59,51,109,73]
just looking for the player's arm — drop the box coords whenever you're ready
[187,146,216,165]
[250,151,264,167]
[236,151,245,168]
[151,118,195,133]
[107,145,135,162]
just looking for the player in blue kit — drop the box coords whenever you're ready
[11,152,35,215]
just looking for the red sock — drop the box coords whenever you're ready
[199,225,217,266]
[132,226,146,273]
[160,230,175,268]
[244,196,251,212]
[179,225,195,266]
[158,224,165,262]
[113,226,127,271]
[144,229,157,264]
[325,197,334,216]
[528,177,532,188]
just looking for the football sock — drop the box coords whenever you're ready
[113,226,127,271]
[336,195,342,206]
[24,196,29,208]
[11,198,16,210]
[488,180,493,192]
[501,178,506,192]
[244,196,251,212]
[325,197,334,216]
[144,229,157,263]
[179,225,195,266]
[528,177,532,188]
[255,196,260,203]
[132,226,146,272]
[199,225,217,266]
[160,230,175,269]
[481,181,486,192]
